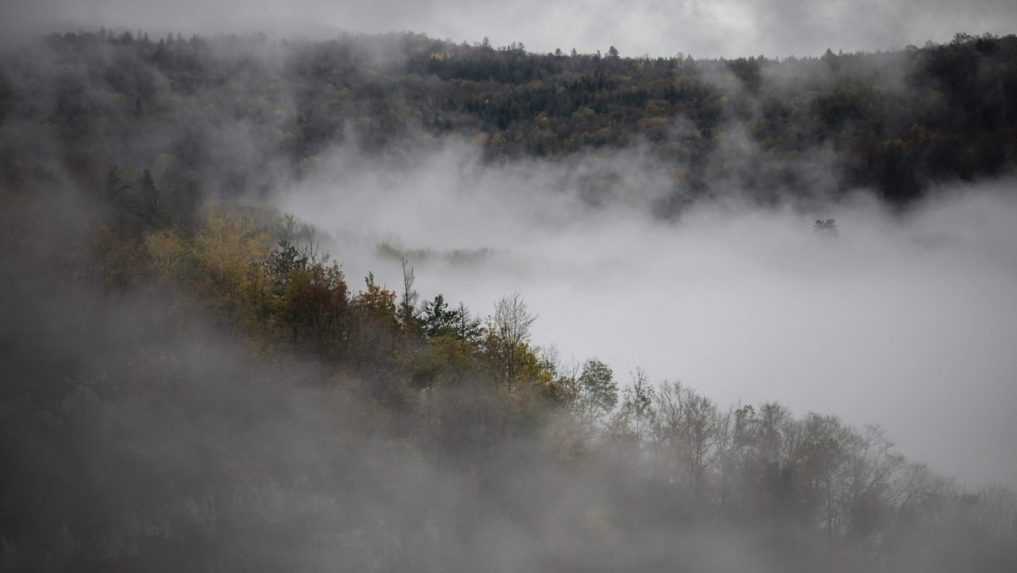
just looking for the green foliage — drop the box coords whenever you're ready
[420,294,483,343]
[576,359,618,417]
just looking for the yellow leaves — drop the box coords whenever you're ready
[513,343,557,391]
[352,273,398,322]
[144,229,187,280]
[140,206,289,336]
[193,208,272,294]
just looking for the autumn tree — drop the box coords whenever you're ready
[574,359,618,422]
[486,293,537,386]
[608,369,656,446]
[651,382,719,492]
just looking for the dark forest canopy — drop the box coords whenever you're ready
[1,29,1017,572]
[1,30,1015,210]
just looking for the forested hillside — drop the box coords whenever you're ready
[2,31,1016,211]
[2,30,1016,572]
[5,186,1017,572]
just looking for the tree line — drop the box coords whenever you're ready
[2,30,1015,211]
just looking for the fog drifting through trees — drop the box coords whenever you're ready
[1,20,1016,573]
[277,143,1017,487]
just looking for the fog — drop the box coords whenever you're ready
[4,0,1017,57]
[0,170,833,573]
[278,139,1017,487]
[1,10,1016,569]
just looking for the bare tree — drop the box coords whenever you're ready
[489,293,537,385]
[399,256,418,328]
[492,293,536,346]
[652,381,719,492]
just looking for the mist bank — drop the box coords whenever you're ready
[4,172,1017,572]
[277,139,1017,487]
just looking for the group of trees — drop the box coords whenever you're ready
[2,30,1015,213]
[102,198,562,415]
[43,190,1010,571]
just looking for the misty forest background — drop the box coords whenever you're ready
[2,30,1017,572]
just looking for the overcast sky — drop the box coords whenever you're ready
[3,0,1016,57]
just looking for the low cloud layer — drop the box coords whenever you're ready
[4,0,1017,57]
[277,139,1017,487]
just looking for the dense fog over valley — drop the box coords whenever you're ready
[1,3,1017,571]
[279,142,1017,486]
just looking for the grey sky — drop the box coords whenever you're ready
[3,0,1016,57]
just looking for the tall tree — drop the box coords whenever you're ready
[487,293,537,385]
[398,256,418,329]
[576,359,618,421]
